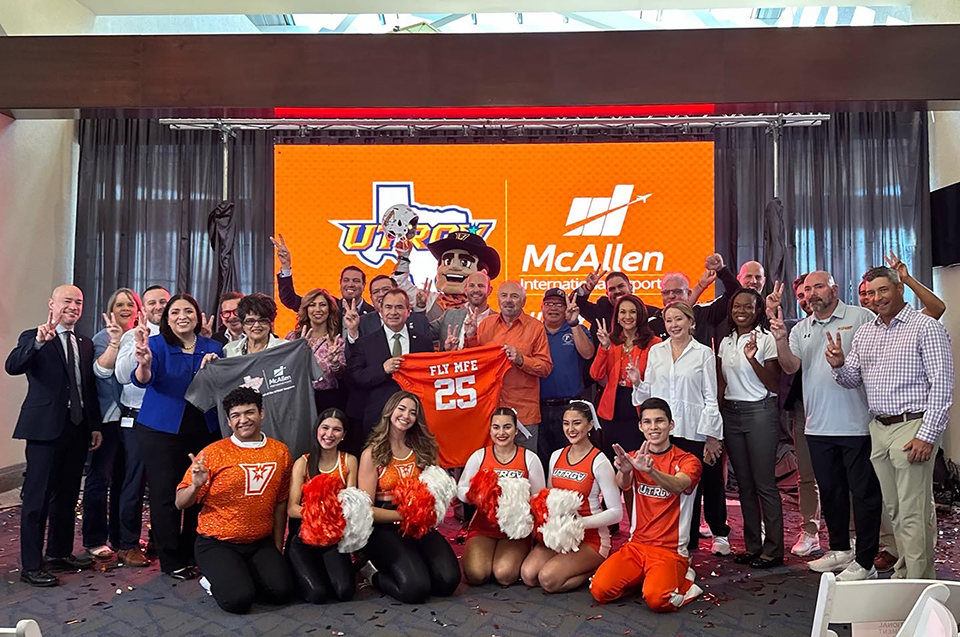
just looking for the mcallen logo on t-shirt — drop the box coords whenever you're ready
[239,462,277,496]
[268,365,293,387]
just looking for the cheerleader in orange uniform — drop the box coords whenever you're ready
[520,401,622,593]
[287,408,359,604]
[357,391,461,603]
[457,408,545,586]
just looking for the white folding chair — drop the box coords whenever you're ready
[910,597,959,637]
[0,619,43,637]
[811,573,960,637]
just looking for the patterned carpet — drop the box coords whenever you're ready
[2,498,957,637]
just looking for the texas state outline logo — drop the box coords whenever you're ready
[330,183,496,285]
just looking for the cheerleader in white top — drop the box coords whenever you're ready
[628,302,729,555]
[520,401,622,593]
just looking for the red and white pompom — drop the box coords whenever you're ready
[299,473,373,553]
[530,488,584,554]
[467,468,534,540]
[393,466,457,539]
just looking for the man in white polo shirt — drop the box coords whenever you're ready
[770,270,882,581]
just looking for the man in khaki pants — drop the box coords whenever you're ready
[827,266,954,579]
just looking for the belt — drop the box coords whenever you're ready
[120,405,140,419]
[540,398,576,406]
[876,412,924,426]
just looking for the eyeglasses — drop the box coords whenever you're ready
[242,318,271,327]
[662,289,687,298]
[220,308,238,316]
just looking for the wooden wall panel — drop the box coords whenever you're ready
[0,26,958,115]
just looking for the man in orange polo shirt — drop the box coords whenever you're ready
[463,281,553,454]
[175,387,294,614]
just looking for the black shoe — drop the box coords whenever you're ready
[20,569,59,587]
[749,556,784,569]
[45,554,96,572]
[166,566,199,581]
[734,552,761,565]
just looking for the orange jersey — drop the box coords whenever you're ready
[478,445,531,479]
[629,445,702,557]
[179,436,292,544]
[375,451,421,506]
[393,345,512,468]
[549,446,613,556]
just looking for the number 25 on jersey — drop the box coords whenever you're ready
[434,375,477,410]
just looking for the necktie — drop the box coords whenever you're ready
[391,333,403,357]
[65,332,83,425]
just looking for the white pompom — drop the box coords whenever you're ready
[496,476,533,540]
[541,489,584,554]
[420,465,457,528]
[337,487,373,554]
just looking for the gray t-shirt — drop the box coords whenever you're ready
[788,301,875,436]
[185,339,321,458]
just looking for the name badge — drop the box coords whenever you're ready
[120,417,135,429]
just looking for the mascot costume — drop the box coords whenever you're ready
[384,204,501,322]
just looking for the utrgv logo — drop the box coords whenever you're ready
[330,183,496,284]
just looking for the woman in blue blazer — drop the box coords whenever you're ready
[132,293,223,580]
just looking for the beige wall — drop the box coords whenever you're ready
[0,0,89,472]
[0,116,80,470]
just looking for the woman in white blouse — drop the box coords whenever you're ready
[717,289,783,568]
[628,302,729,556]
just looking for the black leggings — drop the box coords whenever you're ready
[364,524,461,603]
[136,409,218,573]
[195,535,295,614]
[287,535,356,603]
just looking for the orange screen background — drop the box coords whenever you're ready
[274,142,715,335]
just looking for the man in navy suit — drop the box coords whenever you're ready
[346,288,433,439]
[5,285,103,587]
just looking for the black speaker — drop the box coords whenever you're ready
[932,181,960,267]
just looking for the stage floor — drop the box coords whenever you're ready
[1,494,958,637]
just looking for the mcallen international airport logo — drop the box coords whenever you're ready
[330,183,496,283]
[563,185,652,237]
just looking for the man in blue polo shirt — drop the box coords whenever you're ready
[538,287,595,466]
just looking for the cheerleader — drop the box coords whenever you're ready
[286,408,359,603]
[357,391,461,603]
[457,408,546,586]
[520,401,622,593]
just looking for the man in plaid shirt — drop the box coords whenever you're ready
[827,266,954,580]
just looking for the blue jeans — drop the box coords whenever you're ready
[82,421,147,550]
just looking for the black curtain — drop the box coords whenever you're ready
[716,111,930,317]
[74,120,274,336]
[74,113,928,332]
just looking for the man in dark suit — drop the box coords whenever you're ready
[270,233,376,317]
[5,285,103,587]
[211,290,244,345]
[346,288,433,438]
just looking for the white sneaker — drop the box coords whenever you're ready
[808,549,854,573]
[711,536,731,556]
[836,562,878,582]
[698,522,713,539]
[681,583,703,606]
[791,532,821,557]
[198,576,212,596]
